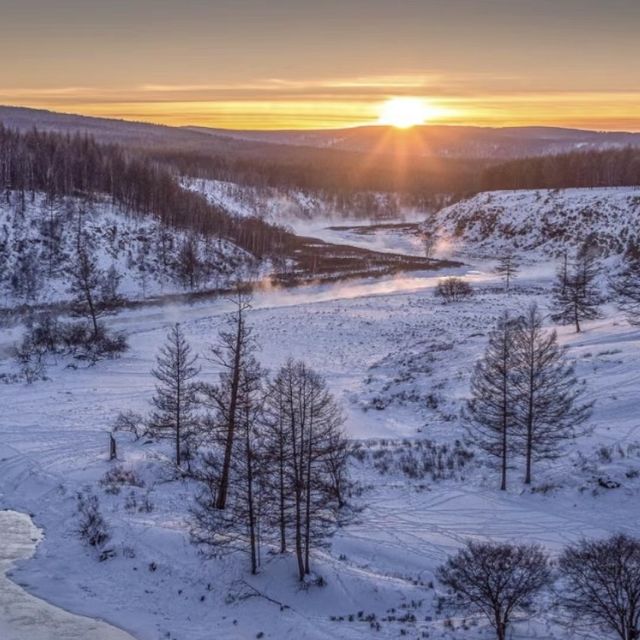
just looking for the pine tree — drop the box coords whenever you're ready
[465,312,520,491]
[512,304,591,484]
[150,323,200,467]
[551,254,602,333]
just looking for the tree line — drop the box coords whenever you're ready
[149,144,640,205]
[479,146,640,192]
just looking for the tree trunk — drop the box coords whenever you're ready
[525,368,534,485]
[176,364,181,467]
[85,288,99,339]
[304,421,313,575]
[501,371,508,491]
[246,430,258,575]
[216,313,243,509]
[278,434,286,553]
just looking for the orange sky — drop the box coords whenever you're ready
[1,1,639,131]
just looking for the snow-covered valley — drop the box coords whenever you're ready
[2,219,640,639]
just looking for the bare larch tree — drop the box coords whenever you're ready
[494,254,520,291]
[191,351,266,574]
[512,303,592,484]
[265,359,347,580]
[200,288,255,509]
[465,312,520,490]
[612,250,640,326]
[552,253,602,333]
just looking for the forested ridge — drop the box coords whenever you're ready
[479,147,640,192]
[0,125,293,258]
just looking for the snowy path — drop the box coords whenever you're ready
[0,510,136,640]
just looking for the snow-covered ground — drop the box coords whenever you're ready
[1,223,640,639]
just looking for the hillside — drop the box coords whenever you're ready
[429,186,640,257]
[182,177,406,223]
[0,192,255,308]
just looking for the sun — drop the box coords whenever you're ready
[378,97,430,129]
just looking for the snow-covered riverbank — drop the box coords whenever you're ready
[0,510,135,640]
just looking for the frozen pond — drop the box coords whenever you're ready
[0,510,136,640]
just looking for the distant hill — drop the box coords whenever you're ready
[3,105,640,161]
[186,124,640,160]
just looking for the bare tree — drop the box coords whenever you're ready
[434,277,473,303]
[512,304,592,484]
[465,312,520,490]
[265,359,347,580]
[67,248,102,338]
[437,541,550,640]
[558,534,640,640]
[149,323,200,467]
[494,254,519,291]
[263,375,294,554]
[192,354,266,574]
[200,288,254,510]
[552,254,602,333]
[67,248,123,339]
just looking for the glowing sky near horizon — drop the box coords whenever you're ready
[1,0,639,130]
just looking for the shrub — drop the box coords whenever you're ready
[113,410,147,440]
[77,489,110,548]
[100,465,144,494]
[434,277,473,303]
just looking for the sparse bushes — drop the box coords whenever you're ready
[434,277,473,303]
[76,489,110,549]
[113,410,148,440]
[100,465,144,495]
[13,313,127,381]
[355,439,473,481]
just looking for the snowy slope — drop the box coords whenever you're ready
[0,191,255,307]
[183,178,406,225]
[430,187,640,257]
